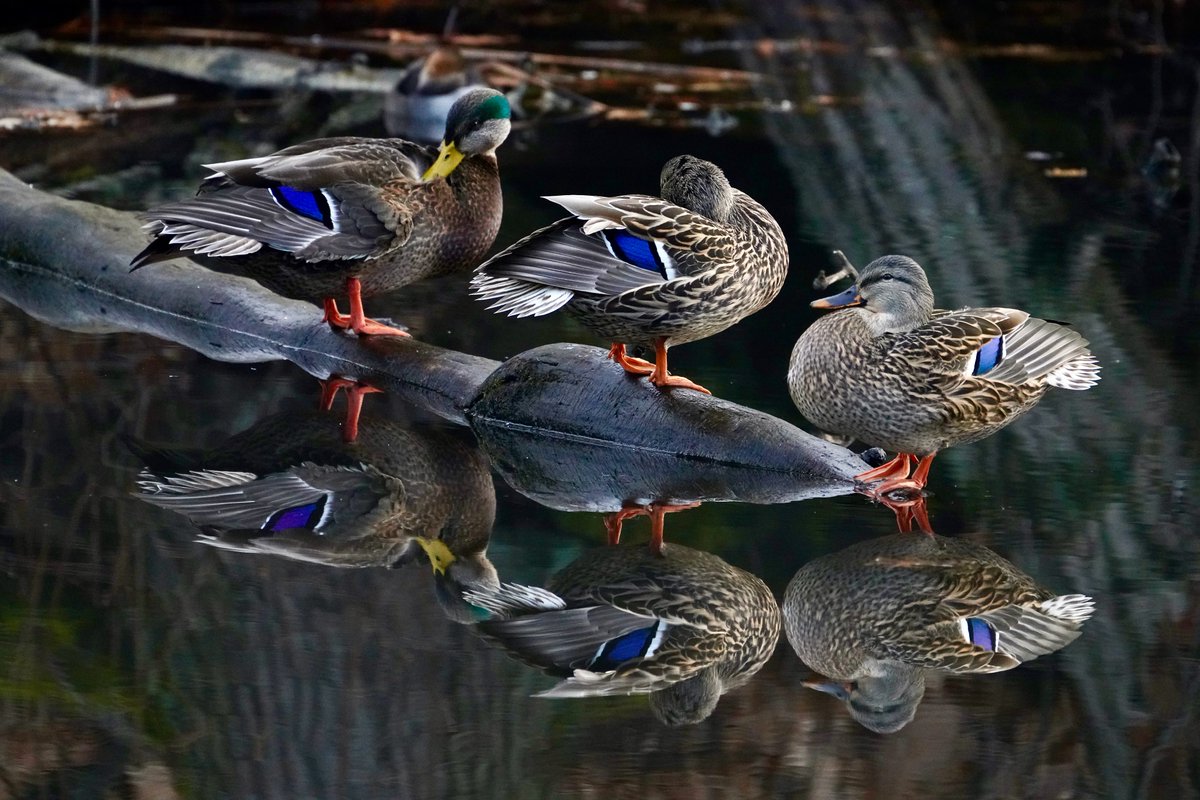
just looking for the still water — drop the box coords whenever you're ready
[1,1,1198,798]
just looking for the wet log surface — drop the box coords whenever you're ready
[0,167,862,484]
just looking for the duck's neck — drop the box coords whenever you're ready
[852,303,932,337]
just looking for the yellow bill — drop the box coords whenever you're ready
[421,141,465,181]
[416,537,457,575]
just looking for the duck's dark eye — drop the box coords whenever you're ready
[880,273,895,281]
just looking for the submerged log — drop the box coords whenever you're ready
[0,167,861,483]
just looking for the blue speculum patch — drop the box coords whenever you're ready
[592,625,657,669]
[605,230,662,273]
[271,186,332,227]
[973,337,1003,375]
[263,497,326,531]
[966,618,996,650]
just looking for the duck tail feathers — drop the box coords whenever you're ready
[972,593,1094,663]
[989,317,1100,389]
[463,582,566,616]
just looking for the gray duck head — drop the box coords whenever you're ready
[806,666,925,734]
[659,154,735,223]
[648,666,722,726]
[424,88,512,179]
[811,255,936,335]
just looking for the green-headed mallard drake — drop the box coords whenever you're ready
[787,255,1099,495]
[783,533,1094,734]
[131,88,511,337]
[465,543,780,725]
[383,43,487,144]
[128,409,497,622]
[470,154,789,394]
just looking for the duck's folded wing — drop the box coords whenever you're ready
[549,194,734,259]
[135,139,428,264]
[139,181,410,263]
[536,627,723,697]
[134,463,390,532]
[482,217,669,292]
[204,137,430,187]
[475,601,661,673]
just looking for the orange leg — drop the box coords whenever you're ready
[318,376,383,443]
[607,343,655,375]
[647,338,711,395]
[322,277,411,337]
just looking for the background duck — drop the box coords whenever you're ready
[471,154,789,395]
[131,88,511,337]
[383,43,486,144]
[128,409,498,622]
[783,533,1094,734]
[787,255,1100,495]
[466,543,780,725]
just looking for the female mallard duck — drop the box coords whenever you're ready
[131,88,511,337]
[787,255,1099,495]
[466,543,780,725]
[129,409,498,622]
[470,154,789,394]
[783,533,1094,733]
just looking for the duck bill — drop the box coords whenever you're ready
[421,141,465,181]
[803,679,852,701]
[415,537,457,575]
[811,286,863,309]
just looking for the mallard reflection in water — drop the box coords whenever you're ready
[788,255,1099,497]
[471,154,789,395]
[783,533,1094,734]
[128,409,497,622]
[466,543,780,725]
[131,88,511,337]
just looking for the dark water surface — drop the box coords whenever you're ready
[2,2,1198,798]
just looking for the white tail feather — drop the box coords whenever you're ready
[464,582,566,616]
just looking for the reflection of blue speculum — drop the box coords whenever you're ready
[783,533,1094,734]
[467,543,780,726]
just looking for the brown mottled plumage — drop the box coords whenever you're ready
[471,155,789,394]
[467,544,781,726]
[783,533,1093,733]
[788,255,1099,491]
[129,410,497,621]
[131,89,511,336]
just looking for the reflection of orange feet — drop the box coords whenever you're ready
[604,504,648,545]
[646,501,701,555]
[855,482,933,534]
[322,277,411,338]
[608,343,655,375]
[318,376,383,443]
[602,501,701,553]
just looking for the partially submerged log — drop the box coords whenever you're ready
[0,167,862,485]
